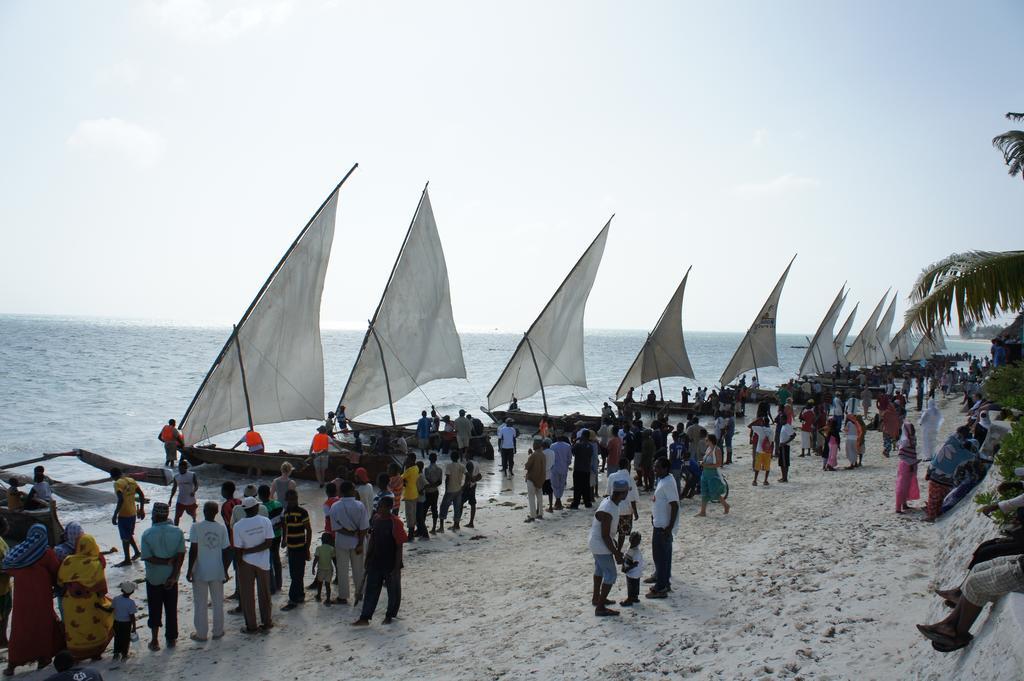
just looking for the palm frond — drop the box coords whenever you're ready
[904,250,1024,334]
[993,130,1024,179]
[1006,112,1024,122]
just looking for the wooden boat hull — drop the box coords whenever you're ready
[73,449,172,486]
[184,446,399,482]
[616,400,708,419]
[0,502,63,546]
[484,409,602,432]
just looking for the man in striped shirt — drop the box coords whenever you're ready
[281,490,312,610]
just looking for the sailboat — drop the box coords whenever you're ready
[181,165,394,480]
[334,185,485,453]
[482,218,612,429]
[911,327,946,361]
[872,293,899,365]
[719,255,796,388]
[833,304,858,369]
[889,321,916,362]
[797,284,847,377]
[846,289,890,368]
[612,267,696,418]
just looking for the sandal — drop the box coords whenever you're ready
[189,633,207,642]
[594,607,619,617]
[931,634,973,652]
[148,641,160,651]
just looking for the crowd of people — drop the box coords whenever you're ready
[0,347,1011,675]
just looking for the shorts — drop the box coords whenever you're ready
[417,438,430,451]
[593,553,617,585]
[462,486,477,508]
[616,515,633,537]
[313,453,329,472]
[175,503,198,522]
[117,515,137,541]
[315,562,335,584]
[0,592,10,619]
[961,555,1024,606]
[542,479,553,495]
[456,435,470,449]
[754,452,772,471]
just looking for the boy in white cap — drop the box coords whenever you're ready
[111,580,138,660]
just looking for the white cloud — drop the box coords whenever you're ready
[66,118,166,168]
[752,128,767,147]
[97,60,142,86]
[146,0,292,42]
[733,173,820,199]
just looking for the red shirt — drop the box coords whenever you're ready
[606,436,622,468]
[322,496,339,533]
[799,409,815,432]
[221,498,241,540]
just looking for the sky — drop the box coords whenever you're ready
[1,0,1022,335]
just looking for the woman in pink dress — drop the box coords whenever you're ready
[894,422,921,513]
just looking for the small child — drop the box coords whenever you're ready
[313,533,335,606]
[620,532,644,607]
[111,581,138,660]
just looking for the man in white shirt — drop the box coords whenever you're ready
[589,479,627,617]
[169,460,199,526]
[328,481,371,605]
[496,418,518,477]
[233,496,275,633]
[542,439,556,513]
[647,457,679,598]
[606,460,639,551]
[187,501,231,641]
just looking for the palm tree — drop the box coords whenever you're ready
[905,251,1024,334]
[993,112,1024,182]
[903,113,1024,334]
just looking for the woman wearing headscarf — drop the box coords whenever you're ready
[894,422,921,513]
[53,521,84,564]
[57,534,114,661]
[919,399,943,460]
[925,427,975,521]
[52,521,85,617]
[2,524,65,676]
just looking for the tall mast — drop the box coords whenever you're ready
[232,325,254,431]
[524,335,548,414]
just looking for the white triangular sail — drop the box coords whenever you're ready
[487,218,611,410]
[846,290,889,367]
[872,293,898,365]
[719,255,796,386]
[890,322,916,362]
[615,267,695,399]
[797,285,846,377]
[180,168,356,446]
[337,186,466,421]
[833,304,858,369]
[911,329,944,361]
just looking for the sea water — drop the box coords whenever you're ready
[0,314,982,480]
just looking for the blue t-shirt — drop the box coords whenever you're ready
[111,594,137,622]
[416,417,431,439]
[140,521,186,586]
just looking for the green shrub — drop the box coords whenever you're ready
[975,363,1024,525]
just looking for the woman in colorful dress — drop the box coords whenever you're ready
[696,434,730,517]
[57,534,114,661]
[2,524,64,676]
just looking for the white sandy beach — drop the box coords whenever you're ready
[4,398,984,681]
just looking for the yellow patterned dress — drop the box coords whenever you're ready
[57,535,114,660]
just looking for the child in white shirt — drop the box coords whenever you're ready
[620,531,645,606]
